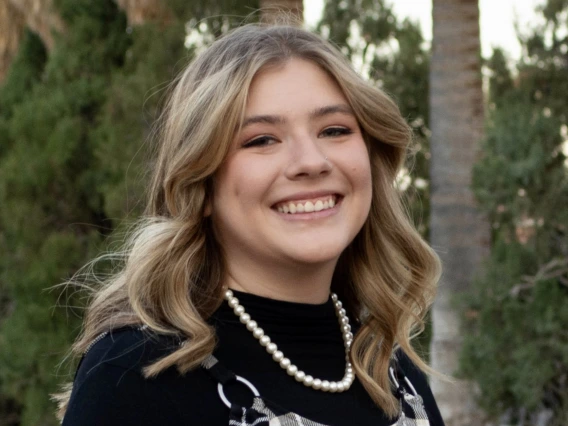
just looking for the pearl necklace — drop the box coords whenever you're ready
[224,289,355,393]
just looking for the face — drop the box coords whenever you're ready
[210,58,372,271]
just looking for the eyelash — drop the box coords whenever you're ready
[320,127,353,138]
[242,136,276,148]
[242,127,353,148]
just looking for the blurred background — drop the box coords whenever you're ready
[0,0,566,425]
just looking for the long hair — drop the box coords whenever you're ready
[54,24,441,419]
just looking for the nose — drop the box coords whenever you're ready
[284,135,332,180]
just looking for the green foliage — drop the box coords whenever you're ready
[0,1,131,424]
[473,101,567,261]
[0,1,258,424]
[461,243,567,418]
[461,0,568,423]
[486,48,514,105]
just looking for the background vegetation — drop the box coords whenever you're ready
[0,0,566,425]
[460,1,568,423]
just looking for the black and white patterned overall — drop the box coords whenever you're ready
[202,354,430,426]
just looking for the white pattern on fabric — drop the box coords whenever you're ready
[251,398,327,426]
[201,354,431,426]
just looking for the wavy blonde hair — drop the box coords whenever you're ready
[54,24,441,420]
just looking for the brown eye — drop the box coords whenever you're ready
[320,127,353,138]
[243,136,277,148]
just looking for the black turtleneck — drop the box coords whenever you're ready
[62,291,444,425]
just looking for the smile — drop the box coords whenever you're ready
[274,195,339,215]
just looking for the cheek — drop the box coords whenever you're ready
[346,143,373,195]
[212,156,273,210]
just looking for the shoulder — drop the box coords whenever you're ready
[63,327,228,426]
[392,349,431,398]
[393,349,446,426]
[74,326,181,387]
[394,349,424,380]
[63,327,193,425]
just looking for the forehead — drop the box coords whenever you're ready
[245,58,348,115]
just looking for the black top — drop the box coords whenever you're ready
[62,291,444,425]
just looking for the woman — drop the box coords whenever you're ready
[57,24,444,425]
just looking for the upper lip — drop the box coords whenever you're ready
[271,190,342,207]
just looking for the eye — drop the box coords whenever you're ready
[242,135,277,148]
[319,127,353,138]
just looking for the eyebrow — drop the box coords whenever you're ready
[241,104,355,129]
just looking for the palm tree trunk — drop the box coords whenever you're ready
[260,0,303,25]
[114,0,172,26]
[0,0,169,85]
[429,0,489,424]
[0,0,25,82]
[0,0,65,83]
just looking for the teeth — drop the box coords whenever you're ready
[276,196,338,215]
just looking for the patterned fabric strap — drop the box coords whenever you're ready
[202,355,237,386]
[201,355,431,426]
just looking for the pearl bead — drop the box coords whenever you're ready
[225,291,354,393]
[266,343,277,354]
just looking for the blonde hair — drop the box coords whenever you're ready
[54,24,441,420]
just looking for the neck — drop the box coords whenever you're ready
[223,257,337,305]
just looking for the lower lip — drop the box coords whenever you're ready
[272,198,343,221]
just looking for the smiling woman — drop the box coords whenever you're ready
[56,24,444,426]
[211,58,372,303]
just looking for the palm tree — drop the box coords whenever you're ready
[0,0,65,82]
[0,0,166,84]
[429,0,489,424]
[260,0,303,25]
[0,0,23,82]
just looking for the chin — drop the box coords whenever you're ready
[284,246,345,266]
